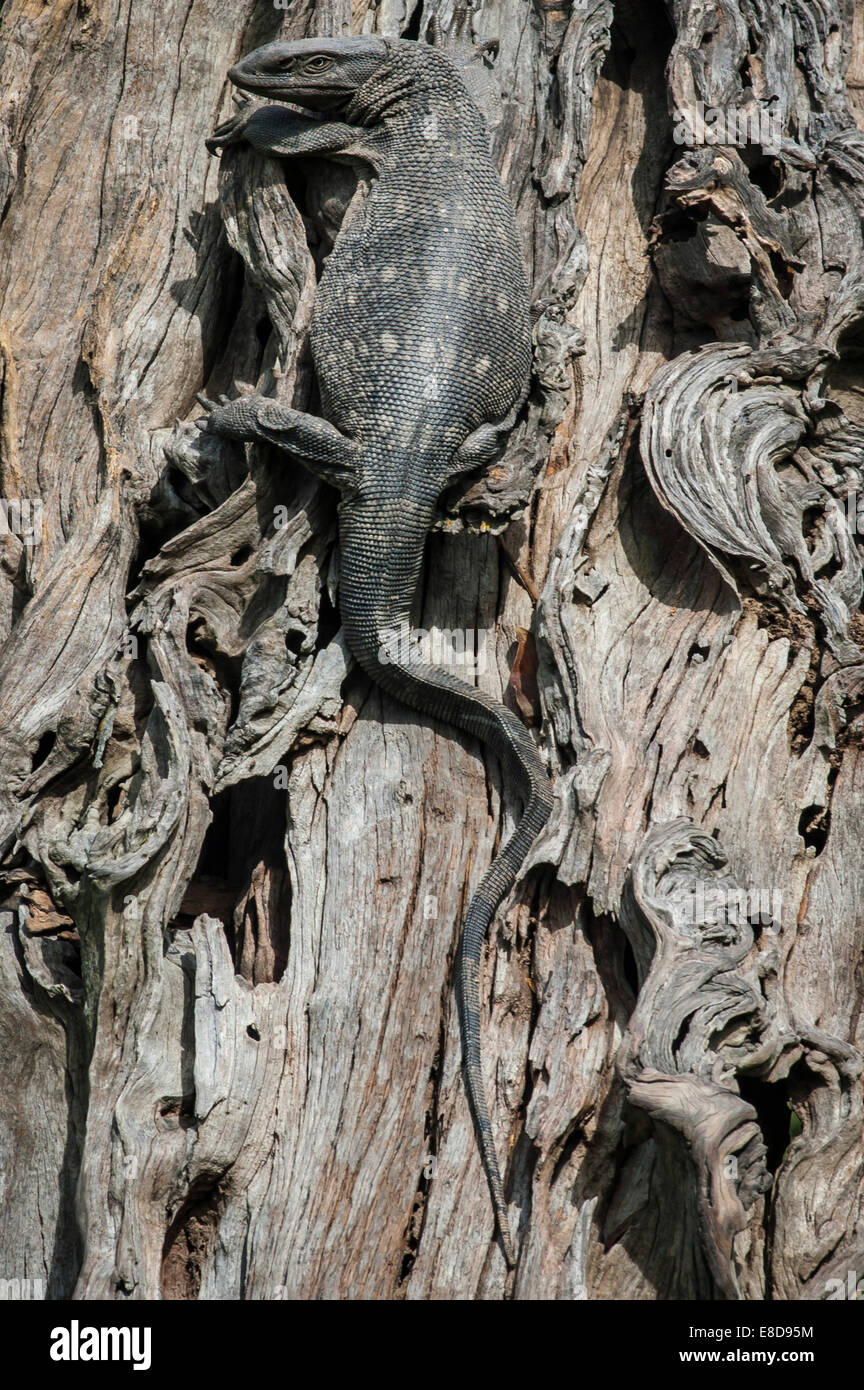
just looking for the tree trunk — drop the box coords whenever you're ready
[1,0,862,1301]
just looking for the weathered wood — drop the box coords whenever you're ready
[0,0,862,1300]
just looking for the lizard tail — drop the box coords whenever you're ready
[456,742,552,1268]
[343,597,552,1267]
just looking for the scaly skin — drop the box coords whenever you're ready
[200,35,553,1267]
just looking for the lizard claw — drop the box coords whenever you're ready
[194,393,216,429]
[193,391,250,437]
[206,127,232,155]
[206,108,252,154]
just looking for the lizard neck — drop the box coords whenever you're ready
[337,493,438,658]
[345,43,484,134]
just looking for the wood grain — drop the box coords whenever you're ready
[0,0,862,1300]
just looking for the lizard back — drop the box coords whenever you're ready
[311,42,532,499]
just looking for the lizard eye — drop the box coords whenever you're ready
[304,56,333,72]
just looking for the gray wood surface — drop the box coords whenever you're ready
[0,0,862,1300]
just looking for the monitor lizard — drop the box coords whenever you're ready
[198,34,553,1267]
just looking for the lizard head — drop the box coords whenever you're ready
[228,37,390,114]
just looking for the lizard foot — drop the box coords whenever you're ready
[206,104,253,154]
[194,393,358,490]
[194,392,260,441]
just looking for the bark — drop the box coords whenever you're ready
[0,0,862,1301]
